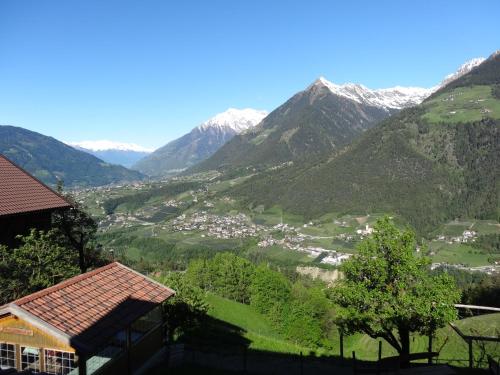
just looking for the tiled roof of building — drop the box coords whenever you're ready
[0,154,70,216]
[3,262,175,353]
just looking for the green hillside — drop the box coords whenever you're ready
[205,293,499,363]
[230,53,500,235]
[0,125,145,187]
[206,293,312,354]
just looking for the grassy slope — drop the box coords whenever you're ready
[205,293,500,363]
[423,85,500,123]
[205,293,311,354]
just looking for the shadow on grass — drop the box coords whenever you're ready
[147,315,492,375]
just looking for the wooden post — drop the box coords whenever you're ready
[15,344,21,372]
[468,338,473,369]
[428,333,433,364]
[299,351,303,375]
[339,329,344,366]
[377,341,382,375]
[39,348,45,373]
[352,351,357,374]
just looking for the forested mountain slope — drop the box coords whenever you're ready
[0,125,144,187]
[230,53,500,234]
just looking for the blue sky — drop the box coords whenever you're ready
[0,0,499,149]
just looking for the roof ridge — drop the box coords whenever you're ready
[115,262,176,295]
[0,153,71,204]
[14,262,120,306]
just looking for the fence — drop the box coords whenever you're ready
[164,340,499,375]
[167,344,352,375]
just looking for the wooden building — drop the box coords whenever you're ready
[0,154,71,248]
[0,262,175,374]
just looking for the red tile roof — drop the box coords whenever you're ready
[0,154,70,216]
[5,262,175,353]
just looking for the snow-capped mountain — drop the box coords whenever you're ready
[438,57,486,88]
[311,56,486,111]
[311,77,432,111]
[133,108,268,176]
[198,108,268,133]
[67,140,154,153]
[68,140,153,168]
[189,55,489,175]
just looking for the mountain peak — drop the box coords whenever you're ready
[439,57,485,87]
[197,108,268,133]
[309,77,432,110]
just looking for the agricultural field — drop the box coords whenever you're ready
[427,219,500,267]
[428,242,490,267]
[423,85,500,123]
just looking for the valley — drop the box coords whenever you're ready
[2,4,499,374]
[74,174,500,274]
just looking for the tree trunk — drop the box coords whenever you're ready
[78,245,86,273]
[398,328,410,368]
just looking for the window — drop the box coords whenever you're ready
[132,306,163,335]
[21,346,40,373]
[45,349,76,375]
[0,342,16,370]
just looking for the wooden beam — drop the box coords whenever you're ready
[449,323,466,339]
[466,335,500,343]
[455,304,500,312]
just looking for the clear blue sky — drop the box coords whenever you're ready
[0,0,498,149]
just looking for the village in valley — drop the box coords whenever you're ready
[73,178,500,274]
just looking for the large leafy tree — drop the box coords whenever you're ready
[331,217,460,362]
[185,253,256,304]
[158,272,208,341]
[52,183,105,273]
[0,230,79,304]
[250,264,291,314]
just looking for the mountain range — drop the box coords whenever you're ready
[67,140,153,168]
[227,52,500,234]
[133,108,267,176]
[188,58,486,176]
[0,126,144,187]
